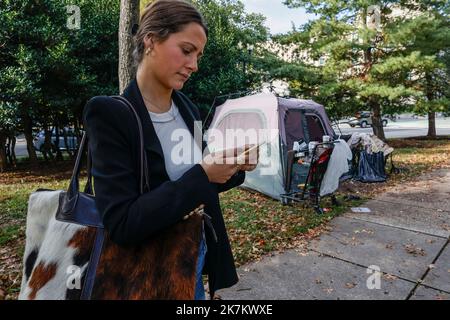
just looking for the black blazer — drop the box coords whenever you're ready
[83,79,245,297]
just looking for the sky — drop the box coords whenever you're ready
[241,0,316,35]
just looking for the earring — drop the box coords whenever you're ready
[145,48,151,55]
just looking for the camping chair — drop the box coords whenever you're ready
[281,142,336,214]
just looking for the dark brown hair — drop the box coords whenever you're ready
[133,0,208,67]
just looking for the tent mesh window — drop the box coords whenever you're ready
[211,111,266,150]
[305,114,326,142]
[284,110,305,149]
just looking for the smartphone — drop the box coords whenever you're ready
[237,141,267,160]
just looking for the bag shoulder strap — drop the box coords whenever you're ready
[110,95,150,193]
[65,95,149,213]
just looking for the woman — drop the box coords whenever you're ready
[83,0,257,300]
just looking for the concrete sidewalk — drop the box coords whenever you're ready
[217,168,450,300]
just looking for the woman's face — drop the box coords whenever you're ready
[144,22,207,91]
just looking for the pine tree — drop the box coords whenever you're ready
[282,0,450,140]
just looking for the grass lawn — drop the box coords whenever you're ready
[0,137,449,299]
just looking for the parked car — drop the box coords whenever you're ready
[348,111,389,128]
[33,128,80,152]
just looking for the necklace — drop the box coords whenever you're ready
[143,96,178,122]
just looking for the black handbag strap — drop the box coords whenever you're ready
[80,226,104,300]
[109,96,150,193]
[66,96,149,206]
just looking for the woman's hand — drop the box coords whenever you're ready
[200,145,259,183]
[200,153,240,184]
[236,144,259,172]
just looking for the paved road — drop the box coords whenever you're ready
[335,118,450,139]
[217,168,450,300]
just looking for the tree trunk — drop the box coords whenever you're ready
[74,122,81,151]
[62,128,73,158]
[427,111,437,139]
[22,114,39,165]
[425,73,437,139]
[10,135,17,166]
[43,127,54,162]
[6,136,13,166]
[361,18,387,141]
[54,124,64,161]
[118,0,140,94]
[0,133,7,172]
[371,101,386,141]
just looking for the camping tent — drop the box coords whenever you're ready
[205,93,336,201]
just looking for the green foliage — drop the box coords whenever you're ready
[0,0,120,137]
[0,0,273,130]
[182,0,269,113]
[277,0,450,133]
[0,225,22,246]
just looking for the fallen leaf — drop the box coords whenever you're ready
[323,288,334,294]
[404,244,426,256]
[345,282,356,289]
[383,274,398,281]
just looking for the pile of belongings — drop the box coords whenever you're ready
[345,133,394,183]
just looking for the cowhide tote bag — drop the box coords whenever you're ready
[19,96,203,300]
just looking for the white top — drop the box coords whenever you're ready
[149,101,202,181]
